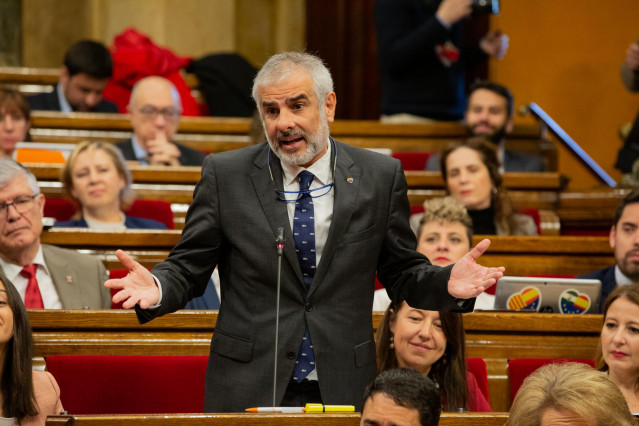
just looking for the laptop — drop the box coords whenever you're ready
[493,276,602,314]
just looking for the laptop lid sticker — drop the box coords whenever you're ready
[506,286,541,311]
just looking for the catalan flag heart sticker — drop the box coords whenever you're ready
[507,286,541,311]
[559,289,591,314]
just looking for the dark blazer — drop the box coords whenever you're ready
[578,266,616,313]
[136,139,472,412]
[53,215,167,229]
[27,86,119,113]
[115,138,206,167]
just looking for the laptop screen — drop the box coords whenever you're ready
[494,276,602,314]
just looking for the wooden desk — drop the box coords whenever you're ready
[31,310,603,413]
[557,187,631,234]
[45,412,510,425]
[26,111,555,166]
[39,229,614,275]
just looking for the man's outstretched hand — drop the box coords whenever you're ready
[448,239,504,299]
[104,250,161,309]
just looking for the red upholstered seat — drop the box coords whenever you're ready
[44,198,174,229]
[43,198,77,222]
[392,152,431,171]
[108,269,129,309]
[467,357,489,401]
[124,199,175,229]
[46,355,209,414]
[508,358,595,403]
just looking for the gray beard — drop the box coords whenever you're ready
[268,119,330,167]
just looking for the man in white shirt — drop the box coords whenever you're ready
[0,159,110,309]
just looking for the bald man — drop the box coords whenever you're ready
[116,76,206,166]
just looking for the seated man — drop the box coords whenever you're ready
[116,76,206,166]
[28,40,118,113]
[426,81,545,172]
[579,189,639,312]
[360,368,441,426]
[0,158,110,309]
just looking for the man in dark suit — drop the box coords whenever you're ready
[115,76,205,166]
[0,159,110,309]
[28,40,118,113]
[106,52,503,412]
[579,190,639,312]
[426,81,546,173]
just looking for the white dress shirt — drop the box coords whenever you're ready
[0,245,63,308]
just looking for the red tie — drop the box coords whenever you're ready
[20,264,44,309]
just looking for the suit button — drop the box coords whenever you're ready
[305,302,313,312]
[287,351,296,359]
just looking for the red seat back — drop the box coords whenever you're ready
[392,152,431,171]
[108,269,129,309]
[46,355,209,414]
[508,358,595,404]
[43,198,77,221]
[467,357,489,401]
[124,199,175,229]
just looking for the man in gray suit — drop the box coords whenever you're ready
[0,159,110,309]
[107,52,503,412]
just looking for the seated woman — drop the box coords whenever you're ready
[596,283,639,414]
[376,300,492,412]
[0,272,64,425]
[55,141,166,229]
[0,88,31,159]
[439,138,537,236]
[507,362,634,425]
[375,197,494,310]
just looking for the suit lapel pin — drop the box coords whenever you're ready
[66,275,73,284]
[346,177,354,184]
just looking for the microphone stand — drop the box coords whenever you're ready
[273,227,285,406]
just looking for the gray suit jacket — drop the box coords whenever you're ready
[137,140,471,412]
[0,245,110,309]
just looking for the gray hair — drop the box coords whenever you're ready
[251,51,334,111]
[0,159,40,194]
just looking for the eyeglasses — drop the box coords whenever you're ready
[0,194,38,215]
[137,106,181,121]
[276,183,335,202]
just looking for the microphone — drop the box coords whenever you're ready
[272,227,285,406]
[276,227,285,255]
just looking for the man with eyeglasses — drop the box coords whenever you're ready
[115,76,206,166]
[0,159,111,309]
[106,52,503,412]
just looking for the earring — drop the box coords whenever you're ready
[491,187,497,195]
[442,352,448,365]
[389,335,395,350]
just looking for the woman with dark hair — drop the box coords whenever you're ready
[596,283,639,413]
[0,88,31,159]
[55,141,166,229]
[376,301,491,412]
[440,138,537,236]
[0,272,63,424]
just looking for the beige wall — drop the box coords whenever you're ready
[22,0,305,69]
[490,1,639,188]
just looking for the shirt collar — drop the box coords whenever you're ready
[0,245,49,282]
[615,265,634,286]
[130,135,150,164]
[56,82,73,113]
[280,138,333,186]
